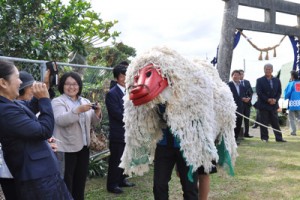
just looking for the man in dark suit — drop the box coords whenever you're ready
[239,69,254,138]
[106,64,135,194]
[228,70,250,144]
[255,63,286,142]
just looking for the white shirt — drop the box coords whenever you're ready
[117,84,126,95]
[234,81,240,95]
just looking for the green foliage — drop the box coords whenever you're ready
[88,157,108,178]
[0,0,120,61]
[87,42,136,67]
[0,1,45,57]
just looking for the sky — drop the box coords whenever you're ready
[90,0,300,85]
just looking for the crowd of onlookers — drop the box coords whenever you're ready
[0,59,214,200]
[0,58,298,200]
[0,59,138,200]
[0,60,75,199]
[228,63,289,145]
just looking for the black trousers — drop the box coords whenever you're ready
[64,146,89,200]
[259,109,283,141]
[153,145,198,200]
[0,178,18,200]
[106,142,126,190]
[242,105,251,135]
[234,114,243,140]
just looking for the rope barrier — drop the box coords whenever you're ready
[235,111,283,134]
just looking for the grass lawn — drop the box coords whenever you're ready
[85,128,300,200]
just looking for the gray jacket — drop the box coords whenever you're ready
[52,94,101,152]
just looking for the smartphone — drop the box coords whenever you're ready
[46,61,58,86]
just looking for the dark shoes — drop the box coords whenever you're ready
[107,180,135,194]
[252,125,258,129]
[107,186,123,194]
[119,180,135,187]
[244,135,254,138]
[276,139,287,142]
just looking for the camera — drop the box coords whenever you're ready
[46,61,58,86]
[91,103,98,110]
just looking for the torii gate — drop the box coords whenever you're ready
[217,0,300,82]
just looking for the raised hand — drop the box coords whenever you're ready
[32,82,49,99]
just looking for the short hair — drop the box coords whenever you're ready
[113,64,127,79]
[239,69,244,73]
[231,70,240,77]
[291,70,299,80]
[264,63,273,70]
[58,72,83,96]
[119,61,129,66]
[0,60,15,81]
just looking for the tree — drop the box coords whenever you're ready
[0,0,121,62]
[88,42,136,67]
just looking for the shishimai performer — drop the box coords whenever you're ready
[120,46,238,200]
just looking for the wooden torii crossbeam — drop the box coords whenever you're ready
[217,0,300,82]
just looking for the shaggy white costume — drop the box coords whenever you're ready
[120,46,238,176]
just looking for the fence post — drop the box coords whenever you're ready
[40,62,47,82]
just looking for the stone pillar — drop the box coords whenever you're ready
[217,0,239,82]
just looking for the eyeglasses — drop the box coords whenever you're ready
[64,83,79,87]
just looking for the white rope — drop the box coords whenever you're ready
[235,111,283,134]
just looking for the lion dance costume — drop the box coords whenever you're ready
[120,46,238,176]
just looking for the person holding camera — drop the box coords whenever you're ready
[239,69,254,138]
[51,72,102,200]
[0,60,72,199]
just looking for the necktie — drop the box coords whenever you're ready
[236,83,240,95]
[269,79,273,89]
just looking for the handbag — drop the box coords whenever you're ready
[90,129,107,152]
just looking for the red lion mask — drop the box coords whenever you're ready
[128,63,168,106]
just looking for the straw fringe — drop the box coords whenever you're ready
[120,46,238,176]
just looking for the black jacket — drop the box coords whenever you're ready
[255,76,281,111]
[105,85,125,143]
[0,96,58,181]
[241,79,253,107]
[227,81,246,114]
